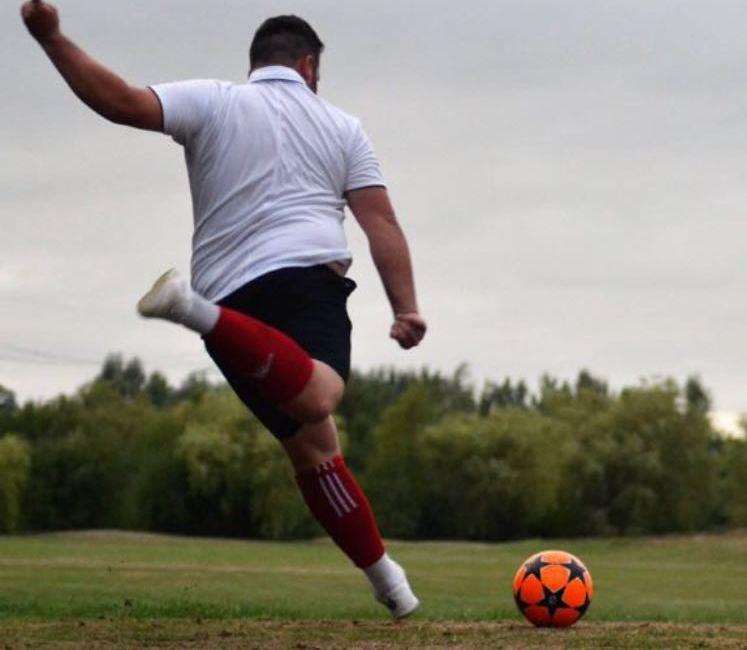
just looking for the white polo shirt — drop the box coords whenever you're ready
[150,66,385,302]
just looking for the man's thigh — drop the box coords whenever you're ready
[205,265,356,440]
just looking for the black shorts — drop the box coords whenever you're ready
[204,265,356,440]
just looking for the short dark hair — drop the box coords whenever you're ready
[249,16,324,69]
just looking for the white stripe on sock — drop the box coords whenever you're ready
[319,477,343,517]
[324,474,351,514]
[331,472,358,510]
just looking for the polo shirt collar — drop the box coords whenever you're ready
[248,65,305,84]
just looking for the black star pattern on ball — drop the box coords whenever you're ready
[565,557,586,583]
[537,583,566,617]
[522,554,549,580]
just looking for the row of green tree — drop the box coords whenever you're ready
[0,356,745,539]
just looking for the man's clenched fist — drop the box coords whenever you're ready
[390,312,427,350]
[21,1,60,43]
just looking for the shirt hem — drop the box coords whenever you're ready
[201,255,353,303]
[344,182,387,193]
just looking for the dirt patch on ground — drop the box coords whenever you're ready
[3,620,747,649]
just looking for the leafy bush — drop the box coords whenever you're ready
[722,437,747,527]
[0,357,742,541]
[416,409,570,540]
[0,434,30,532]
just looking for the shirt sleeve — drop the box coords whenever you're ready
[149,79,222,146]
[344,119,386,192]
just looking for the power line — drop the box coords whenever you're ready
[0,344,223,378]
[0,344,101,366]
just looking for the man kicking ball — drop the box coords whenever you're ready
[23,1,427,619]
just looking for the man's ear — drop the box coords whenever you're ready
[297,54,318,91]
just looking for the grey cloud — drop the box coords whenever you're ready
[2,0,745,414]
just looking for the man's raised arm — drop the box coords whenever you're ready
[21,1,162,131]
[346,186,427,350]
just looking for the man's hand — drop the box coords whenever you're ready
[390,312,427,350]
[21,0,60,44]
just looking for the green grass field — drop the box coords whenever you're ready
[1,531,746,648]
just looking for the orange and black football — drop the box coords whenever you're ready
[512,550,593,627]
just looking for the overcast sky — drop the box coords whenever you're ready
[2,0,745,423]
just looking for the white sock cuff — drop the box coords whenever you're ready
[183,292,220,335]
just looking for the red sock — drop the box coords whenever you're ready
[296,456,385,568]
[204,307,314,403]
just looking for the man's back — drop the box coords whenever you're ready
[152,66,384,301]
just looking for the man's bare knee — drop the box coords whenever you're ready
[300,388,343,423]
[284,360,344,423]
[313,375,344,418]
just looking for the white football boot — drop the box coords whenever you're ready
[137,269,191,323]
[371,559,420,620]
[137,270,219,334]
